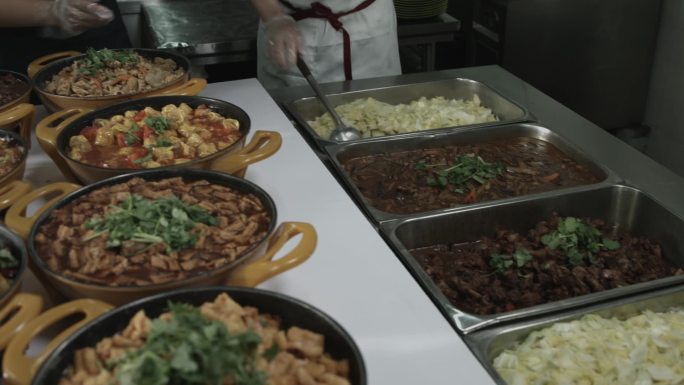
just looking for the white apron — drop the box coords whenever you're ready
[256,0,402,89]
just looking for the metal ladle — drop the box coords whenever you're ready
[296,56,361,142]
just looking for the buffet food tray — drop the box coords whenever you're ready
[325,122,618,225]
[286,78,532,151]
[379,184,684,333]
[465,284,684,385]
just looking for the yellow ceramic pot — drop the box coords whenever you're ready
[28,49,207,113]
[5,169,317,306]
[0,70,35,147]
[0,225,43,352]
[0,130,32,211]
[35,95,282,183]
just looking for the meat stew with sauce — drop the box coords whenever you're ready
[343,137,601,214]
[411,213,683,315]
[34,177,271,287]
[68,103,242,169]
[0,73,29,106]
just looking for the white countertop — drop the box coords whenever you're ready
[19,79,496,385]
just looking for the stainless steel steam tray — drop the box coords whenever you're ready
[465,285,684,385]
[325,122,617,225]
[380,184,684,334]
[286,77,532,151]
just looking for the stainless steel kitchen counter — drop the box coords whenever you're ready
[267,65,684,217]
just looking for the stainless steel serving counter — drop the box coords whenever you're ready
[10,65,684,385]
[268,64,684,219]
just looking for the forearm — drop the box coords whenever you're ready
[0,0,58,27]
[249,0,286,22]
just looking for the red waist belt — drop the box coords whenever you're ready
[280,0,376,80]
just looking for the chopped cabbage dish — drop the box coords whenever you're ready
[493,308,684,385]
[308,95,498,139]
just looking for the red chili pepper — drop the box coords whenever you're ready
[133,110,146,121]
[80,126,98,143]
[142,126,154,139]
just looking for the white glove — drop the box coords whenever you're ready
[263,14,303,69]
[51,0,114,36]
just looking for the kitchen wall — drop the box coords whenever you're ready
[644,0,684,178]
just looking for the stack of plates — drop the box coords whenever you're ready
[394,0,448,20]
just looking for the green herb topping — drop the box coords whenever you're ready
[79,48,138,76]
[145,116,171,134]
[541,217,620,266]
[0,248,17,269]
[113,302,265,385]
[85,194,218,254]
[415,154,505,193]
[490,248,533,273]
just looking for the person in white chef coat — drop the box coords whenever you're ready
[250,0,402,89]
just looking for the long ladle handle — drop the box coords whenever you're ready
[296,56,346,129]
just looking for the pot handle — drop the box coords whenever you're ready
[3,299,113,385]
[0,293,44,350]
[227,222,316,287]
[211,131,282,177]
[5,182,81,240]
[0,103,36,148]
[151,77,208,96]
[27,51,81,79]
[36,108,92,183]
[0,180,33,212]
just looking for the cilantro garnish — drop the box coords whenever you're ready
[416,154,504,192]
[78,48,138,76]
[541,217,620,266]
[489,248,533,273]
[133,152,153,164]
[154,138,173,147]
[85,194,217,253]
[262,344,279,361]
[0,248,17,269]
[145,116,170,134]
[113,302,266,385]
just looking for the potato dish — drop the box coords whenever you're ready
[59,293,351,385]
[44,48,184,97]
[493,307,684,385]
[68,103,241,169]
[308,95,498,139]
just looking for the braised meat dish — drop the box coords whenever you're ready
[343,137,600,214]
[34,177,270,286]
[0,136,24,177]
[0,248,19,296]
[0,73,29,106]
[44,48,184,97]
[411,213,682,315]
[59,293,351,385]
[68,103,242,169]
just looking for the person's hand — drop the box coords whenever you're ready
[263,14,303,69]
[51,0,114,36]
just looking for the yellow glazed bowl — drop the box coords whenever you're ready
[28,49,206,113]
[35,95,282,184]
[0,70,35,146]
[5,169,316,306]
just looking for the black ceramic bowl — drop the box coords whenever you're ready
[31,286,367,385]
[36,95,281,183]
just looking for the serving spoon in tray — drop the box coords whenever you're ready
[296,56,361,142]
